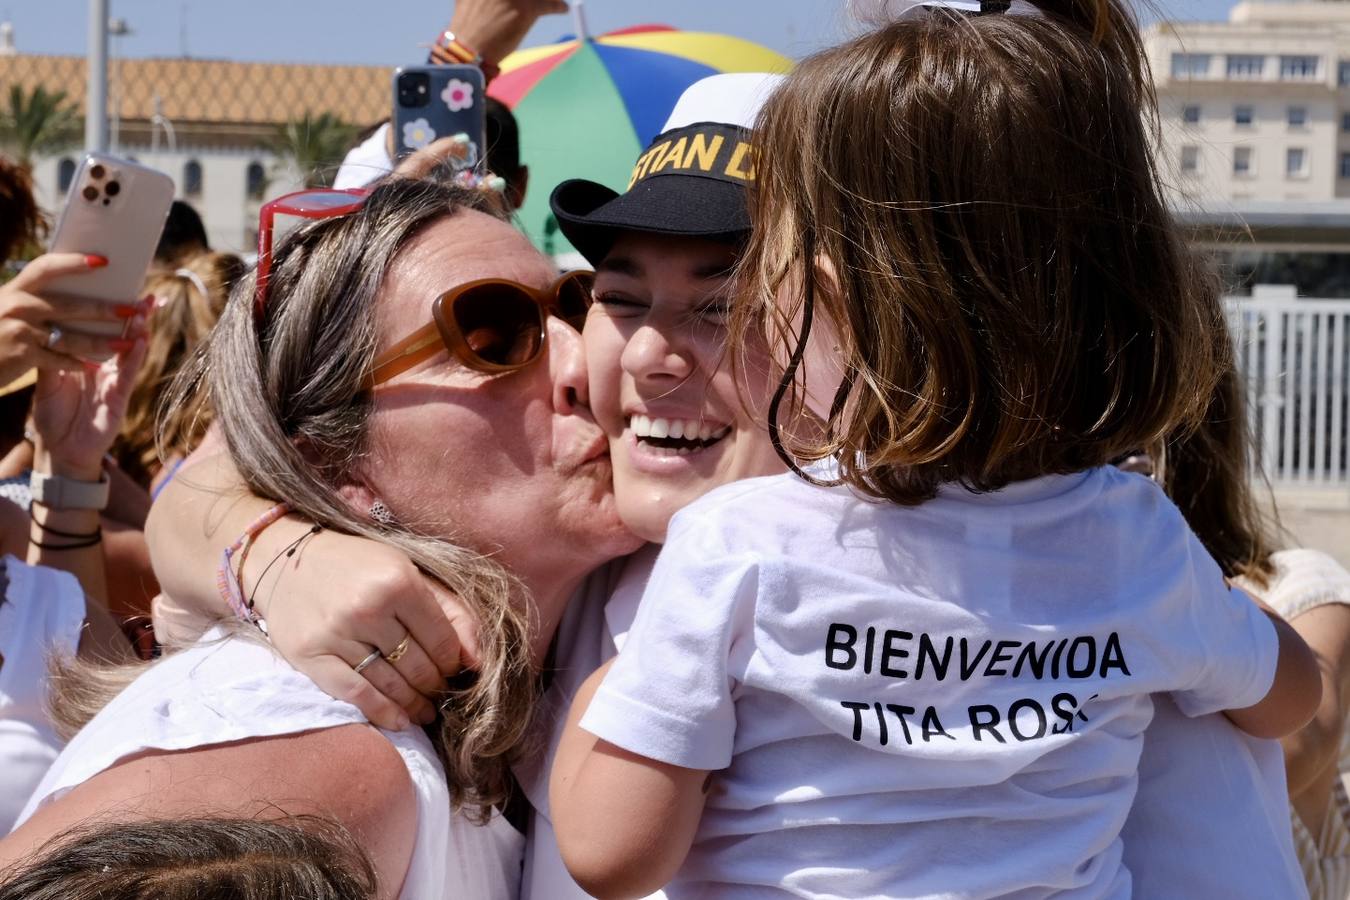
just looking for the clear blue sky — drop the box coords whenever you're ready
[8,0,1238,65]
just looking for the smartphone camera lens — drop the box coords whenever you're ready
[397,72,431,108]
[82,185,99,202]
[89,164,106,180]
[105,180,121,197]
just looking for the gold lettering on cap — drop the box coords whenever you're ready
[725,141,757,181]
[627,143,666,188]
[684,133,724,173]
[652,137,689,174]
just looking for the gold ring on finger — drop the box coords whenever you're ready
[383,635,412,664]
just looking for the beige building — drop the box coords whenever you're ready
[1147,1,1350,206]
[0,50,390,254]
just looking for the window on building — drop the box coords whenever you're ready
[1171,53,1211,79]
[1288,106,1308,128]
[1342,112,1350,132]
[1287,147,1309,177]
[1340,61,1350,86]
[1280,55,1320,80]
[56,157,76,193]
[1235,105,1254,126]
[1182,104,1201,125]
[1180,145,1200,175]
[1234,147,1253,176]
[1227,54,1264,79]
[1340,152,1350,178]
[246,161,266,201]
[183,159,203,197]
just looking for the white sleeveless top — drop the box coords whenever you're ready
[0,557,86,834]
[13,628,524,899]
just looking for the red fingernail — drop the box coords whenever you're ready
[114,304,139,318]
[86,254,108,269]
[110,339,136,351]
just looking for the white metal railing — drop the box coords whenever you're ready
[1225,285,1350,491]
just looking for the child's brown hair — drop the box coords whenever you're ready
[735,0,1229,505]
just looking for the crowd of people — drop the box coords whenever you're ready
[1,0,1349,896]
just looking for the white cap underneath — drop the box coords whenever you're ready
[660,72,787,134]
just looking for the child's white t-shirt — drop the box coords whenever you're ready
[580,467,1280,899]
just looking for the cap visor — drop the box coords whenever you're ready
[551,176,749,266]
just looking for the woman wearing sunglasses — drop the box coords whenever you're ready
[0,176,639,899]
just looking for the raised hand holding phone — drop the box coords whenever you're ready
[0,253,151,387]
[43,154,173,358]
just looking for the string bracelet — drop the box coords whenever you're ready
[217,502,291,631]
[30,535,102,550]
[29,515,101,541]
[246,524,324,616]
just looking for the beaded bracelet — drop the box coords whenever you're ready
[216,502,291,633]
[428,29,501,83]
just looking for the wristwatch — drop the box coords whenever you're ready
[29,470,111,511]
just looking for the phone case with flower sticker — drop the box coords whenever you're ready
[392,65,486,167]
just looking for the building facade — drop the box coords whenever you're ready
[1147,1,1350,206]
[1146,2,1350,296]
[0,51,390,255]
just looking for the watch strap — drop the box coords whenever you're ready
[29,470,111,511]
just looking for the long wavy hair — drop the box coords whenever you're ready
[52,177,535,819]
[113,251,243,487]
[1161,364,1280,587]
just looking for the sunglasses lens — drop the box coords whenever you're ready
[451,285,543,367]
[285,191,365,213]
[557,273,594,329]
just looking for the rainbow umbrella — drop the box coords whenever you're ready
[489,24,792,260]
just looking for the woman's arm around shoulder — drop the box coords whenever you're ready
[147,445,472,731]
[0,724,417,899]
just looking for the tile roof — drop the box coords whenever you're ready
[0,54,391,126]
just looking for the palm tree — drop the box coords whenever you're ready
[270,112,358,189]
[0,85,80,170]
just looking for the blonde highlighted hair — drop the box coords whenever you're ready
[114,252,243,487]
[735,0,1228,504]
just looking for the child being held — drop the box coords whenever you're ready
[549,0,1322,896]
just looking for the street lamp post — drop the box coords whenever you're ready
[86,0,108,152]
[108,17,131,153]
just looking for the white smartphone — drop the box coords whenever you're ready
[45,153,176,345]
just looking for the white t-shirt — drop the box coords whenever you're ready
[580,468,1280,898]
[334,123,393,190]
[0,557,85,834]
[14,629,523,900]
[1122,693,1308,898]
[522,557,1303,900]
